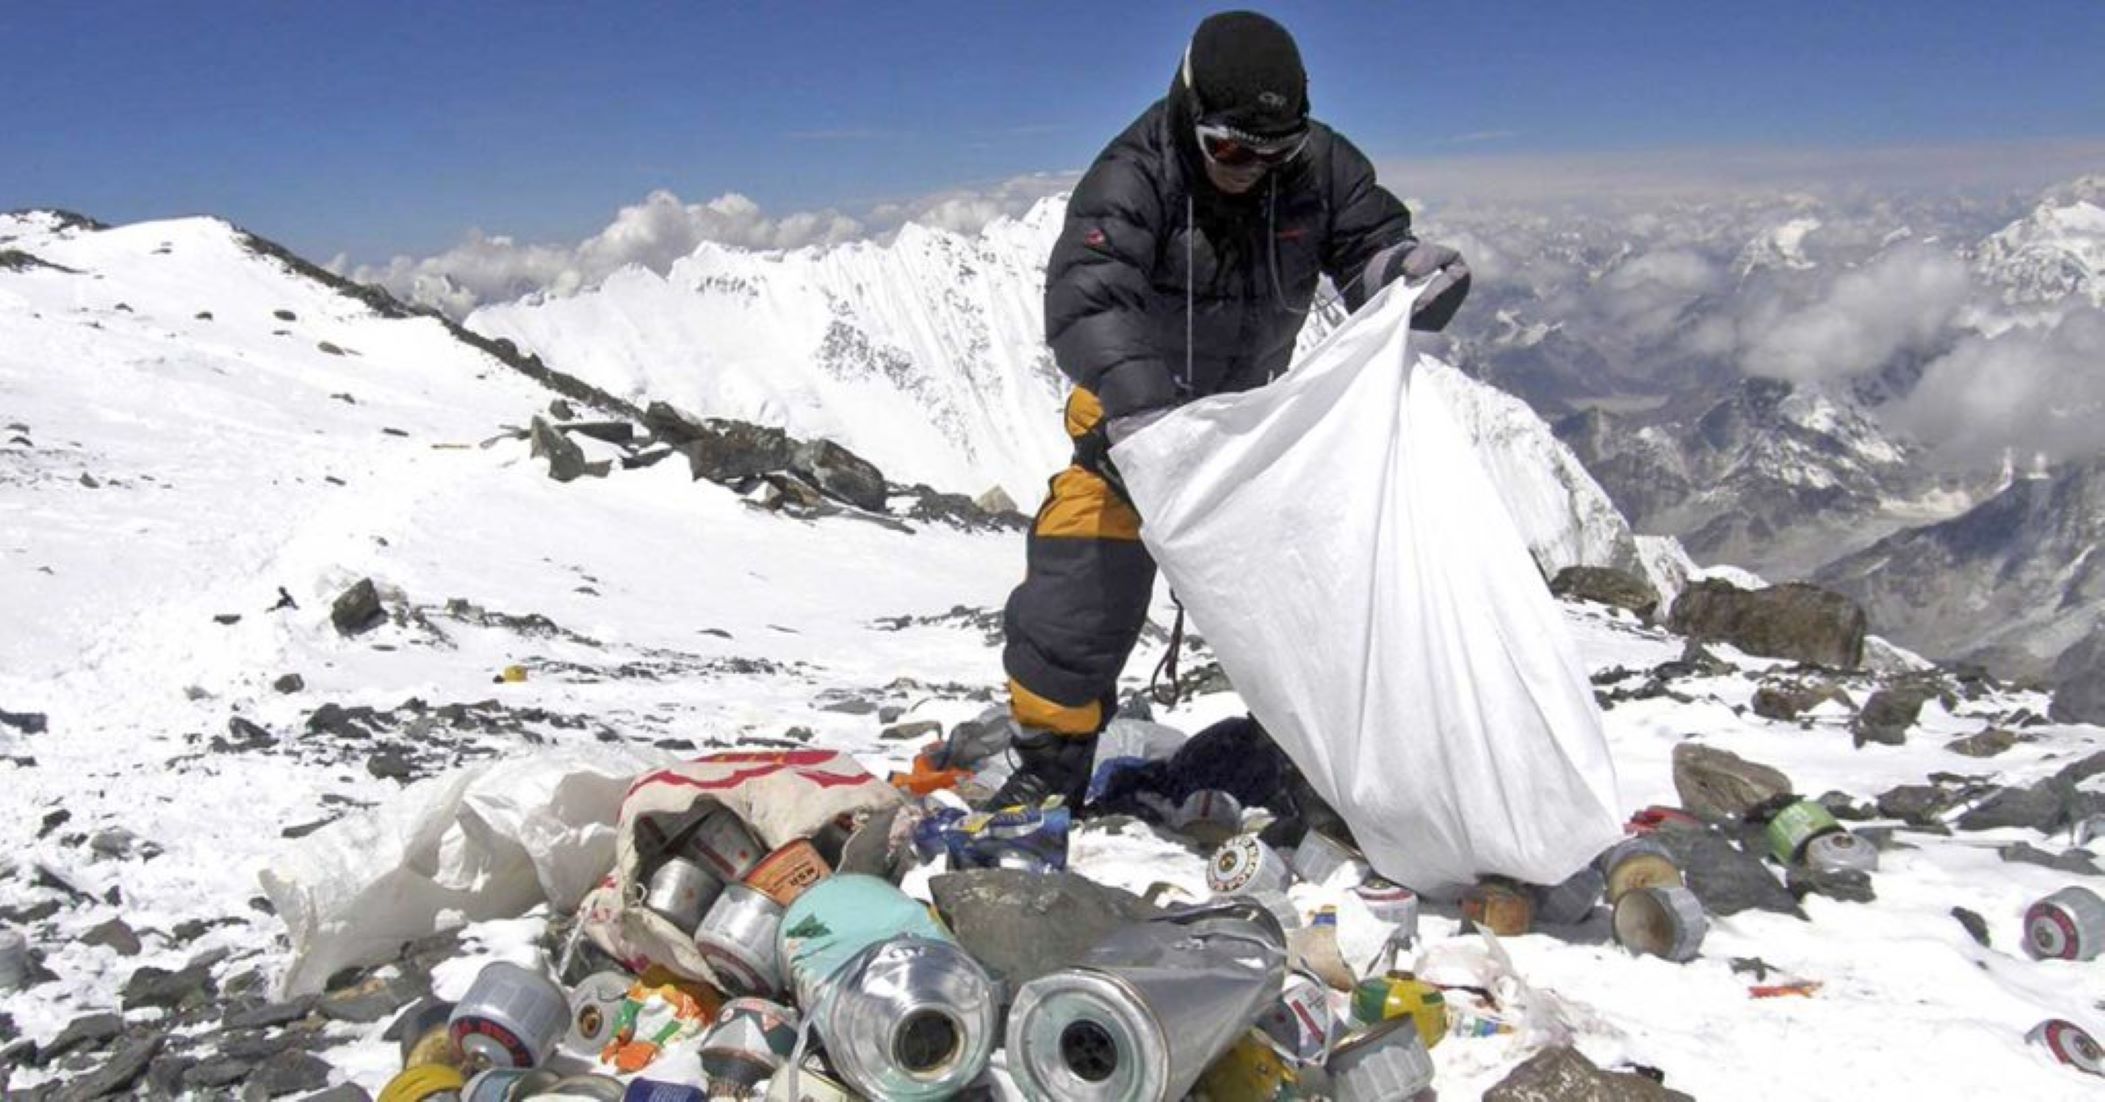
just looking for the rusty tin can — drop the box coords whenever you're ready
[1461,879,1535,936]
[743,839,832,908]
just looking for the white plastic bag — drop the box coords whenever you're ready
[260,746,657,995]
[1110,283,1621,895]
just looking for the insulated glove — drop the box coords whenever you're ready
[1365,240,1471,332]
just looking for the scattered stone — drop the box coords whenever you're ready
[1550,565,1661,620]
[1854,683,1942,746]
[878,704,905,723]
[0,710,48,735]
[88,828,142,860]
[621,447,677,470]
[78,472,100,489]
[34,1013,123,1065]
[528,415,605,482]
[880,719,943,743]
[80,918,141,957]
[1957,782,2077,834]
[365,751,415,782]
[1787,865,1876,904]
[1997,842,2102,875]
[122,963,215,1011]
[1945,728,2020,758]
[318,976,407,1023]
[330,579,385,636]
[316,341,346,356]
[227,715,274,747]
[239,1050,332,1100]
[1671,743,1792,822]
[1876,784,1962,827]
[222,996,316,1031]
[548,399,576,421]
[974,485,1019,515]
[38,809,70,838]
[272,309,296,321]
[1484,1044,1693,1102]
[1952,907,1991,947]
[1649,825,1802,918]
[818,698,878,715]
[59,1031,163,1100]
[1751,680,1853,722]
[303,1086,374,1102]
[562,420,635,446]
[185,1055,258,1090]
[272,673,304,694]
[146,1053,197,1098]
[279,817,338,840]
[1818,791,1877,822]
[2049,625,2105,724]
[1666,579,1866,669]
[793,439,889,512]
[213,613,243,625]
[931,870,1160,992]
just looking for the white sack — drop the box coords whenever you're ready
[260,746,657,996]
[1111,283,1622,895]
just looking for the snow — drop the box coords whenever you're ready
[4,212,2104,1100]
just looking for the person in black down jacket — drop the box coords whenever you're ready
[982,10,1471,809]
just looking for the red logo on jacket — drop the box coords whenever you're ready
[1083,227,1108,249]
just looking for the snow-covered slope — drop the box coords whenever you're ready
[1970,176,2105,308]
[4,210,2104,1101]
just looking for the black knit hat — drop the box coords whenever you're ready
[1182,11,1309,138]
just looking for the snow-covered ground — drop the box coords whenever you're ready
[4,211,2102,1099]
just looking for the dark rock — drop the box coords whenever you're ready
[1671,743,1792,822]
[1818,791,1876,822]
[1997,842,2102,875]
[878,705,905,723]
[81,918,141,957]
[271,674,304,694]
[222,996,315,1030]
[329,579,385,636]
[216,1030,299,1063]
[792,438,887,512]
[0,710,48,735]
[528,415,603,483]
[1853,722,1908,748]
[89,828,141,860]
[1951,907,1991,947]
[880,719,943,743]
[548,399,576,421]
[279,817,338,840]
[58,1031,162,1100]
[227,716,274,747]
[2049,625,2105,724]
[643,400,712,445]
[239,1050,332,1100]
[305,702,377,739]
[34,1013,124,1065]
[303,1086,374,1102]
[1666,579,1866,668]
[561,420,635,446]
[817,698,877,715]
[1751,680,1854,722]
[1945,728,2020,758]
[1876,784,1962,827]
[317,976,406,1023]
[677,418,797,483]
[1551,565,1661,620]
[1957,782,2074,833]
[39,809,71,838]
[121,963,215,1011]
[1855,683,1941,746]
[930,870,1160,992]
[365,752,415,782]
[316,341,347,356]
[184,1055,257,1090]
[1786,865,1876,904]
[620,446,677,470]
[273,309,296,321]
[1649,825,1802,918]
[2055,750,2105,787]
[1483,1044,1694,1102]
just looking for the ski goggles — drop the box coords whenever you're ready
[1195,120,1308,168]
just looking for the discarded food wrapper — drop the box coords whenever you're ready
[600,974,717,1074]
[912,801,1071,873]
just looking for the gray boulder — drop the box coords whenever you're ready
[678,419,798,483]
[2050,625,2105,724]
[1650,826,1802,918]
[1750,680,1853,722]
[1671,743,1792,822]
[1484,1045,1694,1102]
[930,870,1159,993]
[1667,580,1866,668]
[1945,728,2020,758]
[1550,566,1661,621]
[794,439,887,512]
[528,415,605,482]
[1875,784,1962,827]
[1854,682,1945,746]
[329,579,385,636]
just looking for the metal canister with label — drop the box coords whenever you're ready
[1348,972,1447,1050]
[698,998,800,1090]
[678,807,767,882]
[563,971,633,1056]
[694,882,786,996]
[743,839,832,908]
[1764,799,1843,865]
[1289,831,1365,887]
[1612,885,1708,962]
[1255,971,1337,1066]
[1804,830,1878,874]
[1208,832,1295,897]
[448,962,569,1069]
[2027,1019,2103,1077]
[1461,879,1535,936]
[2024,885,2105,962]
[644,856,723,932]
[1597,836,1684,903]
[461,1067,559,1102]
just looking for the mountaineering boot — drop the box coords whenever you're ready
[985,728,1098,810]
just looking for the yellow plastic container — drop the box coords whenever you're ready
[1194,1028,1298,1100]
[1349,972,1448,1051]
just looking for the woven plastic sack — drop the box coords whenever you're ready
[1110,283,1622,895]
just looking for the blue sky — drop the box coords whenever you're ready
[5,1,2101,264]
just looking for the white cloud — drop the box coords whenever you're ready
[1883,308,2105,468]
[1737,245,1971,382]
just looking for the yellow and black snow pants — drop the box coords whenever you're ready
[1000,388,1158,737]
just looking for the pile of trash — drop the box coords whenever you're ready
[247,701,2105,1101]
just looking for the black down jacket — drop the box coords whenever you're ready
[1045,79,1416,421]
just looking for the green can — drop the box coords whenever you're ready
[1764,799,1840,864]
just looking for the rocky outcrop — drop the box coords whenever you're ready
[1551,565,1661,620]
[1667,580,1867,668]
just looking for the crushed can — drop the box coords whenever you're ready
[1326,1018,1437,1102]
[1007,900,1289,1102]
[1530,866,1606,926]
[461,1067,559,1101]
[1208,833,1295,896]
[2027,1019,2104,1077]
[1289,831,1365,887]
[1256,971,1337,1066]
[1461,879,1535,936]
[698,998,799,1089]
[1613,885,1708,962]
[694,882,786,996]
[1803,830,1878,874]
[563,972,633,1056]
[1764,798,1843,865]
[1349,972,1447,1050]
[2024,885,2105,962]
[1194,1028,1300,1101]
[1172,789,1245,847]
[1598,836,1684,903]
[677,807,767,882]
[743,839,832,908]
[781,875,998,1101]
[644,857,723,933]
[378,1064,467,1102]
[449,961,568,1069]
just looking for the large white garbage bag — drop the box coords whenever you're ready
[260,746,657,995]
[1111,283,1622,895]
